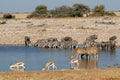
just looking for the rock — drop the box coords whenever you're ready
[0,20,6,24]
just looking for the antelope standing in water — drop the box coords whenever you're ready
[85,47,98,59]
[9,62,25,70]
[71,47,98,60]
[42,61,57,70]
[71,47,98,69]
[71,48,85,59]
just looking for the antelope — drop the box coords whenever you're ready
[85,47,98,59]
[42,61,57,71]
[71,47,98,60]
[71,48,85,59]
[9,62,25,70]
[70,58,79,69]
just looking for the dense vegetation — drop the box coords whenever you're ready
[27,3,90,18]
[90,5,116,16]
[50,3,90,17]
[27,3,116,18]
[2,3,116,19]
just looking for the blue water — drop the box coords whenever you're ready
[0,46,120,72]
[0,46,74,72]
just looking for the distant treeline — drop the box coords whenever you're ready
[26,3,115,18]
[2,3,116,19]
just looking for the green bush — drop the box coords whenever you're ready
[30,3,90,18]
[50,5,74,17]
[3,14,15,19]
[27,12,48,18]
[93,5,105,16]
[90,5,116,17]
[35,5,47,14]
[50,3,90,18]
[105,12,116,16]
[72,3,90,17]
[27,4,48,18]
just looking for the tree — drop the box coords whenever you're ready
[34,5,47,14]
[93,5,105,16]
[50,5,74,17]
[27,5,48,18]
[72,3,90,17]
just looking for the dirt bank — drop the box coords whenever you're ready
[0,68,120,80]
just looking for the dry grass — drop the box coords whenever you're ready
[0,68,120,80]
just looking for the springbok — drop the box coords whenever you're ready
[85,47,98,59]
[9,62,25,70]
[42,61,57,71]
[71,47,98,59]
[70,58,79,69]
[71,48,85,59]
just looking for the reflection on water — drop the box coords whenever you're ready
[0,46,120,72]
[9,67,25,72]
[79,57,98,69]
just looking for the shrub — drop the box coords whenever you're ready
[27,12,48,18]
[72,3,90,17]
[90,5,116,17]
[105,12,116,16]
[3,14,15,19]
[93,5,105,16]
[50,5,74,17]
[27,5,48,18]
[35,5,47,14]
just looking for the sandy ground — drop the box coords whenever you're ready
[0,17,120,79]
[0,68,120,80]
[0,17,120,46]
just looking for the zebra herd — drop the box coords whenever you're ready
[83,35,117,51]
[24,35,117,51]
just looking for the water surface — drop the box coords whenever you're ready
[0,46,120,72]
